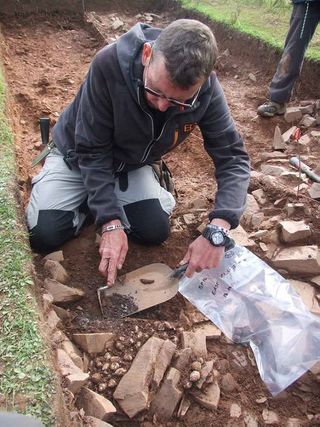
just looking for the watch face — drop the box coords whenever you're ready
[211,231,224,245]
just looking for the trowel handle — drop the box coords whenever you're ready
[39,117,50,145]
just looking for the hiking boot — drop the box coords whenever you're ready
[257,101,286,117]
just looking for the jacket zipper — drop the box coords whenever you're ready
[136,86,197,164]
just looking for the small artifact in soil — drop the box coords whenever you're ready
[182,380,192,389]
[107,378,117,388]
[189,371,201,382]
[140,278,155,284]
[123,353,133,362]
[115,341,125,351]
[102,293,138,318]
[110,362,120,371]
[102,362,110,371]
[114,367,127,376]
[191,361,202,371]
[91,373,102,384]
[98,382,107,392]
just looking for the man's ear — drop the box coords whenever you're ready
[142,43,152,66]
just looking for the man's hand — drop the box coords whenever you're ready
[181,235,225,278]
[99,220,128,286]
[181,218,231,278]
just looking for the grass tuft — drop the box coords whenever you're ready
[0,64,55,426]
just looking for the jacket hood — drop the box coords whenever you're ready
[116,23,161,100]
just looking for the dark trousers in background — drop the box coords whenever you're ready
[269,2,320,104]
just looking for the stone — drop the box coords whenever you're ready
[284,107,302,123]
[78,387,116,420]
[251,212,265,229]
[261,164,286,176]
[221,373,238,392]
[231,350,247,368]
[243,411,259,427]
[193,322,221,339]
[262,409,279,424]
[53,305,70,321]
[152,339,176,388]
[42,293,53,312]
[273,246,320,275]
[150,367,183,420]
[242,194,260,226]
[195,360,214,389]
[60,335,84,370]
[43,250,64,262]
[73,333,115,354]
[286,418,304,427]
[183,213,196,225]
[282,126,297,143]
[252,188,267,205]
[56,349,89,394]
[311,130,320,138]
[248,73,256,82]
[300,114,317,128]
[174,348,193,371]
[309,361,320,375]
[85,417,114,427]
[229,225,255,248]
[280,220,311,243]
[44,278,84,303]
[191,381,220,410]
[177,395,191,418]
[230,403,241,418]
[298,134,311,145]
[111,17,124,30]
[308,183,320,200]
[46,309,61,330]
[289,280,320,315]
[299,104,314,115]
[286,203,305,216]
[114,337,171,418]
[44,259,69,284]
[181,331,207,357]
[273,125,286,150]
[310,276,320,288]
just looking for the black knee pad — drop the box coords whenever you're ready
[124,199,170,245]
[29,210,76,253]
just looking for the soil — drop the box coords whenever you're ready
[1,3,320,427]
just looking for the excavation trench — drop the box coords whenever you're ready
[1,1,320,425]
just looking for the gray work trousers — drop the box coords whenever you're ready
[270,2,320,104]
[26,149,175,252]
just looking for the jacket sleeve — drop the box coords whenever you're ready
[74,54,122,226]
[198,77,250,229]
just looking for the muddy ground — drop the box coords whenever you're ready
[1,3,320,426]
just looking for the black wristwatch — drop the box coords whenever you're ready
[202,224,230,247]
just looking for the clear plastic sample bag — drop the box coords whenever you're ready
[179,245,320,395]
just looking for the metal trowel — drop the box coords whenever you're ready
[97,263,188,317]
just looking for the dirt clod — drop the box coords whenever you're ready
[101,293,138,318]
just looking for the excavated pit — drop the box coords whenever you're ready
[1,1,320,425]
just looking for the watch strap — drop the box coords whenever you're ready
[102,224,125,234]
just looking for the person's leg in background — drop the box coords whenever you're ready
[258,2,320,117]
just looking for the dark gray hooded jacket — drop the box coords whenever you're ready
[52,23,250,229]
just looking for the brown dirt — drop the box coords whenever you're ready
[1,3,320,427]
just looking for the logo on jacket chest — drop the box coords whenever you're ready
[183,123,196,133]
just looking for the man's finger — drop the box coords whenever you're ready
[117,245,128,270]
[98,257,109,277]
[107,257,118,286]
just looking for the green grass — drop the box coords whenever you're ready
[180,0,320,62]
[0,66,55,425]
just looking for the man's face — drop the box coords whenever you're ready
[142,44,202,112]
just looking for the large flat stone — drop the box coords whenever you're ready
[191,381,220,410]
[73,333,115,354]
[78,387,116,420]
[150,367,183,420]
[280,220,311,243]
[152,339,176,388]
[181,331,207,357]
[44,278,84,303]
[289,280,320,315]
[44,259,69,284]
[56,349,89,394]
[114,336,171,418]
[273,246,320,275]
